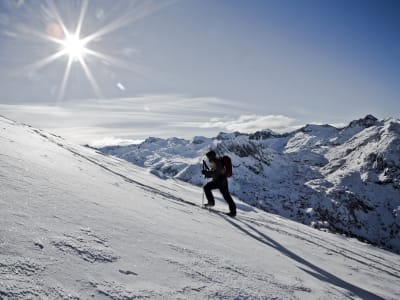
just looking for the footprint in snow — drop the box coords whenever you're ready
[34,242,44,249]
[119,269,138,276]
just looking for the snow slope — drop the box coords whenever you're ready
[99,115,400,254]
[1,115,400,299]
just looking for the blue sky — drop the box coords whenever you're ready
[0,0,399,145]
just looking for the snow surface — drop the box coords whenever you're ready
[1,115,400,299]
[99,115,400,254]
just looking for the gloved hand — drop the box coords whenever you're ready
[202,170,213,178]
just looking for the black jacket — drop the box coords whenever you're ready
[203,159,226,181]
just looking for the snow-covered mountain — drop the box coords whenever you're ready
[1,115,400,299]
[99,115,400,254]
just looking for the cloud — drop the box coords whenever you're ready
[0,95,307,147]
[201,114,298,133]
[88,137,143,148]
[0,94,244,145]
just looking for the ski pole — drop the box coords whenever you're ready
[202,184,205,206]
[201,159,209,207]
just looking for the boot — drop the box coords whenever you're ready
[226,211,236,217]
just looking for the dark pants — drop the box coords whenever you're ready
[204,179,236,214]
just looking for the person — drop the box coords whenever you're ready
[202,150,237,217]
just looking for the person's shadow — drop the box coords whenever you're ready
[221,216,385,300]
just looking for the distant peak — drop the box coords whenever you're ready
[363,114,378,122]
[216,131,244,140]
[143,137,163,144]
[249,129,283,140]
[191,136,208,144]
[303,123,335,130]
[348,115,378,128]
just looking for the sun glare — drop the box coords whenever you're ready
[23,0,177,102]
[62,33,87,61]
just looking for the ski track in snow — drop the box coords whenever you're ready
[0,116,400,299]
[163,243,311,299]
[239,216,400,279]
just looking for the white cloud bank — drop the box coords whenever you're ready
[0,94,247,145]
[0,95,307,146]
[89,137,143,148]
[201,114,298,133]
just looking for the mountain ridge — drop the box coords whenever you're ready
[99,115,400,253]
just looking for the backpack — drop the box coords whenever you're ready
[221,155,233,178]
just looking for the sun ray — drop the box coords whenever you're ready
[57,56,73,104]
[83,48,155,81]
[82,0,177,44]
[78,56,102,99]
[84,49,136,72]
[46,0,69,39]
[81,13,135,44]
[76,0,89,37]
[24,49,68,72]
[11,24,62,45]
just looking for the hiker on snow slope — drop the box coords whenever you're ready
[202,150,237,217]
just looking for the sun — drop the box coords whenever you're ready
[62,33,88,61]
[23,0,177,103]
